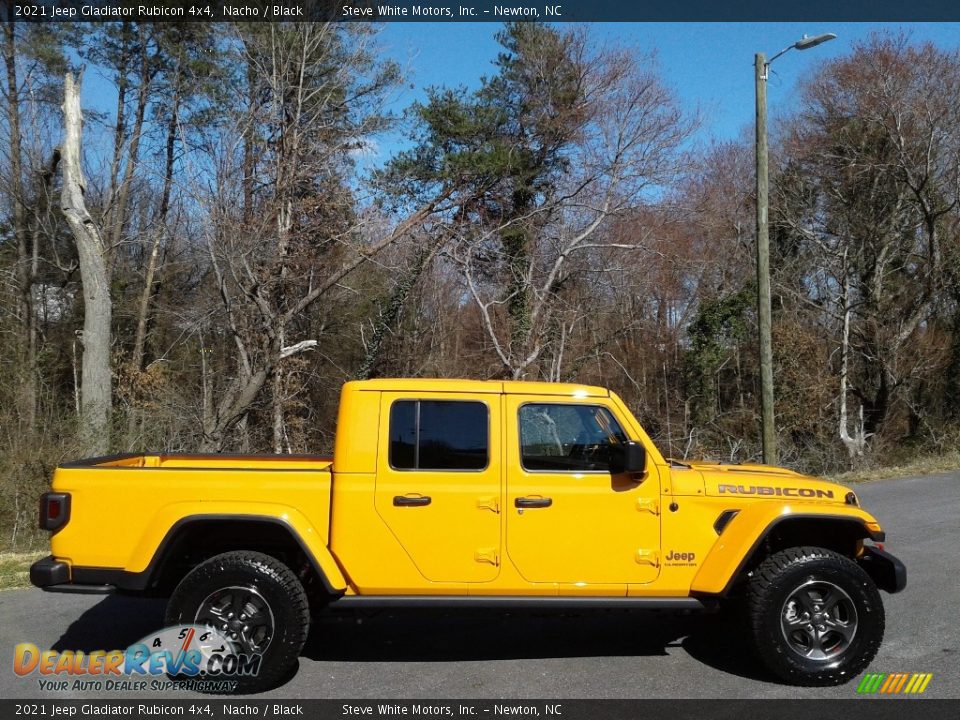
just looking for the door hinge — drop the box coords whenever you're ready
[476,495,500,513]
[635,549,659,567]
[636,497,659,515]
[474,548,500,566]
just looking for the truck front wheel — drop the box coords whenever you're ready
[165,550,310,693]
[747,546,884,685]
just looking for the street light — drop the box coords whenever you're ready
[755,32,836,466]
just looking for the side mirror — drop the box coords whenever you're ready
[610,441,646,474]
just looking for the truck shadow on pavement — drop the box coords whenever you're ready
[305,608,773,683]
[51,596,773,685]
[51,594,166,652]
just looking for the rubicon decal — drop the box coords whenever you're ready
[718,484,835,499]
[856,672,933,695]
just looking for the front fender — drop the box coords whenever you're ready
[690,503,882,595]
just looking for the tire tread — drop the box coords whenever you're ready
[746,546,884,686]
[165,550,310,693]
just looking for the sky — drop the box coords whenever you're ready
[369,22,960,158]
[77,21,960,168]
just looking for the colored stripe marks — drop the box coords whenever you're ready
[856,672,933,694]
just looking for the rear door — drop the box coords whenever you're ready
[374,392,501,582]
[505,397,661,585]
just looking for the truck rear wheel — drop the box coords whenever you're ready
[747,546,884,685]
[165,550,310,693]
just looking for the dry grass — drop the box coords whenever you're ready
[0,552,45,591]
[829,451,960,484]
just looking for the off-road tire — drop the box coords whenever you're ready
[747,546,884,686]
[165,550,310,694]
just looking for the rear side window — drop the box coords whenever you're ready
[519,404,627,472]
[389,400,488,470]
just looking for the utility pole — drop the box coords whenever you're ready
[752,33,836,466]
[755,52,776,466]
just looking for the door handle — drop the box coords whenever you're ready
[515,496,552,509]
[393,495,431,507]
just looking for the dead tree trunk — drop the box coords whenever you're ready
[61,71,112,455]
[838,255,867,461]
[272,202,292,454]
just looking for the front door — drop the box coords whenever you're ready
[374,392,502,583]
[505,398,661,585]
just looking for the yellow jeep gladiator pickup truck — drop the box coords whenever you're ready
[32,379,905,691]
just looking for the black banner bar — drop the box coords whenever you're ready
[1,700,958,720]
[7,0,960,23]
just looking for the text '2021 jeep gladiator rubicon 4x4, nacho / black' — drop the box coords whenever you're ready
[32,379,905,692]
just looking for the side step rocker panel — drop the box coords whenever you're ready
[329,596,717,611]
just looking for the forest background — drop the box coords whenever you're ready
[3,19,960,551]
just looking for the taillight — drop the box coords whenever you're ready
[39,492,70,532]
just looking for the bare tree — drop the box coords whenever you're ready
[2,16,34,430]
[60,71,112,454]
[778,35,960,456]
[190,23,454,451]
[0,18,62,431]
[456,38,693,379]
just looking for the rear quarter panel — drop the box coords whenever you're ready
[49,460,341,587]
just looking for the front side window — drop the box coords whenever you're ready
[389,400,488,470]
[519,404,628,472]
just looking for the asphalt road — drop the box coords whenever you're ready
[2,471,957,700]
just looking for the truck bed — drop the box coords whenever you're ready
[48,452,335,575]
[60,452,334,471]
